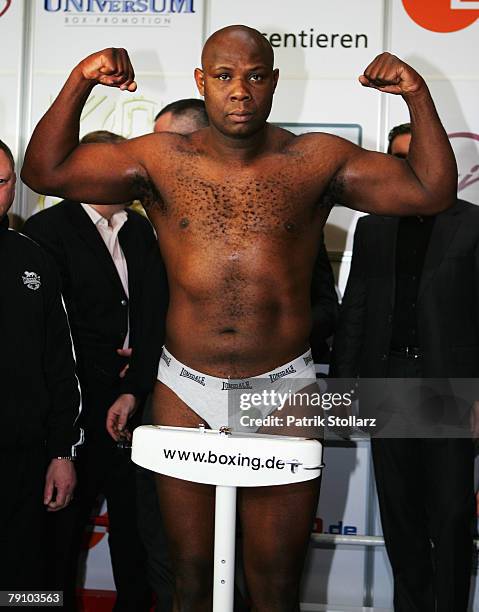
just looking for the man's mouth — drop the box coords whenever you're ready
[228,111,254,123]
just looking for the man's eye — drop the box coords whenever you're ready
[0,179,6,184]
[250,74,263,82]
[218,74,230,81]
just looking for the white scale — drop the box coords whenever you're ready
[132,424,324,612]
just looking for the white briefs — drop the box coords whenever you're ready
[157,346,317,431]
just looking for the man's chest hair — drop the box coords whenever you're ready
[139,135,335,219]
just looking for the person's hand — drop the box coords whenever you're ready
[117,347,132,378]
[106,393,139,441]
[77,48,137,92]
[359,53,424,97]
[44,459,76,512]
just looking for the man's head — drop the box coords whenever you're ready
[194,25,279,139]
[0,139,16,220]
[154,98,209,134]
[387,123,411,158]
[80,130,126,146]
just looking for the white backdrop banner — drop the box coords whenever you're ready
[0,1,25,163]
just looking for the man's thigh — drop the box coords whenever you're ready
[136,463,174,611]
[104,445,142,529]
[420,438,474,522]
[239,478,321,583]
[152,381,216,564]
[152,380,209,427]
[69,437,110,522]
[371,437,474,513]
[103,444,149,560]
[370,438,424,518]
[103,450,151,607]
[370,438,433,564]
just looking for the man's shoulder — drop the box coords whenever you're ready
[25,200,72,226]
[355,213,386,230]
[5,226,48,261]
[455,199,479,217]
[279,130,358,173]
[285,129,355,152]
[267,124,296,142]
[6,226,36,247]
[136,131,191,157]
[434,199,479,228]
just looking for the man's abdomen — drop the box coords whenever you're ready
[164,248,313,378]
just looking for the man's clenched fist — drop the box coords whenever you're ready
[359,52,424,97]
[78,47,137,92]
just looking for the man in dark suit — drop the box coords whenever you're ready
[23,130,156,611]
[331,124,476,611]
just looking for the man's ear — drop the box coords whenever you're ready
[272,68,279,93]
[194,68,205,96]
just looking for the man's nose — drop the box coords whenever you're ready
[230,78,251,102]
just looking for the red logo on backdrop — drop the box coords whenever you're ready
[449,132,479,194]
[0,1,11,18]
[403,0,479,33]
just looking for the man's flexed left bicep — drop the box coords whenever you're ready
[335,146,451,216]
[321,52,457,216]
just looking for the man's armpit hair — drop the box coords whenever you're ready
[132,172,165,213]
[321,174,345,209]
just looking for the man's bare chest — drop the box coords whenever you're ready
[145,158,329,237]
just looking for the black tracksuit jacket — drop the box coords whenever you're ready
[0,215,82,459]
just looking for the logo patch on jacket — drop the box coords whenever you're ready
[22,271,41,291]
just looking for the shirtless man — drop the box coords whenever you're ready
[22,25,457,612]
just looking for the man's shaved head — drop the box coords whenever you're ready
[202,25,274,70]
[195,24,278,139]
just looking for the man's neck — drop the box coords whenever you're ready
[206,123,270,163]
[88,203,126,221]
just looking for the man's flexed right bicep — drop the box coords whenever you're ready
[21,48,153,204]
